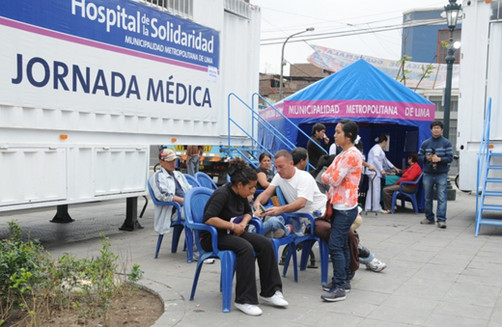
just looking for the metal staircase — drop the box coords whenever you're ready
[225,92,324,169]
[475,98,502,236]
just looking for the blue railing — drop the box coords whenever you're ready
[476,98,492,222]
[226,92,329,171]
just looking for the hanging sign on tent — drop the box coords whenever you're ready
[283,99,434,121]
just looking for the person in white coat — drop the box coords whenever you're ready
[364,134,401,213]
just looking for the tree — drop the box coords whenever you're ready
[396,54,412,85]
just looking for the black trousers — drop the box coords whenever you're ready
[202,231,282,304]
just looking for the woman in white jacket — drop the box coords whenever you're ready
[364,134,401,213]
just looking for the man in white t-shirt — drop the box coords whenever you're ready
[254,150,327,221]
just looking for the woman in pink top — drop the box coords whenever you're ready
[320,119,362,302]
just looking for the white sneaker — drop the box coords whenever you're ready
[260,290,288,307]
[203,258,215,264]
[366,258,387,272]
[234,303,263,316]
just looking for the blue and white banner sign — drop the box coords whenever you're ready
[0,0,219,70]
[0,0,221,121]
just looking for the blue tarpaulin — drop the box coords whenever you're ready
[259,59,435,163]
[259,59,436,211]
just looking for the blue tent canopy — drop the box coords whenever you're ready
[259,59,435,164]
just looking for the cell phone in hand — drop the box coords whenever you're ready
[259,204,267,213]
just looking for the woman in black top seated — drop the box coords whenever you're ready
[256,152,274,190]
[201,158,288,316]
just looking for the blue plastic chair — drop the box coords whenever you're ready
[269,224,298,281]
[391,173,424,214]
[195,172,218,189]
[275,186,329,285]
[184,174,200,187]
[183,187,262,313]
[148,182,194,262]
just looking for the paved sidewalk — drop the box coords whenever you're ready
[1,191,502,326]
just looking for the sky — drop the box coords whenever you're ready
[251,0,448,74]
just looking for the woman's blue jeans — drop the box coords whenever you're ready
[328,206,358,289]
[423,173,448,222]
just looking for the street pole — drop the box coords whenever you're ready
[442,0,461,138]
[443,30,455,138]
[279,27,314,100]
[443,0,461,201]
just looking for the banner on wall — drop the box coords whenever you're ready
[0,0,220,120]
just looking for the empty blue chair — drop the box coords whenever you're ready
[195,172,218,189]
[391,173,423,214]
[184,174,200,187]
[148,182,193,262]
[183,187,262,313]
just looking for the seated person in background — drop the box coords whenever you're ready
[149,148,214,263]
[292,147,309,171]
[254,150,327,236]
[252,147,313,239]
[256,152,274,190]
[250,153,287,238]
[149,148,191,232]
[381,153,422,213]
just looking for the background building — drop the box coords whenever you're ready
[402,7,461,64]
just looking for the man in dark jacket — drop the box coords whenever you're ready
[418,121,453,229]
[307,123,329,168]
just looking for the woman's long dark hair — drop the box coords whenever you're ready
[227,157,257,186]
[258,152,272,163]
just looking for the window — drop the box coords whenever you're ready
[139,0,193,19]
[437,29,461,64]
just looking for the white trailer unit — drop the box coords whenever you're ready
[457,0,502,191]
[0,0,260,227]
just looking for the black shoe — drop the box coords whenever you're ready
[321,288,346,302]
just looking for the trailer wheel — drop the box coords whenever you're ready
[455,174,471,193]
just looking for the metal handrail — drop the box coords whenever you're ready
[251,93,326,170]
[475,97,492,233]
[227,92,330,172]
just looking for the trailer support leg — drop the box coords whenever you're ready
[50,205,74,223]
[139,195,148,218]
[120,197,143,231]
